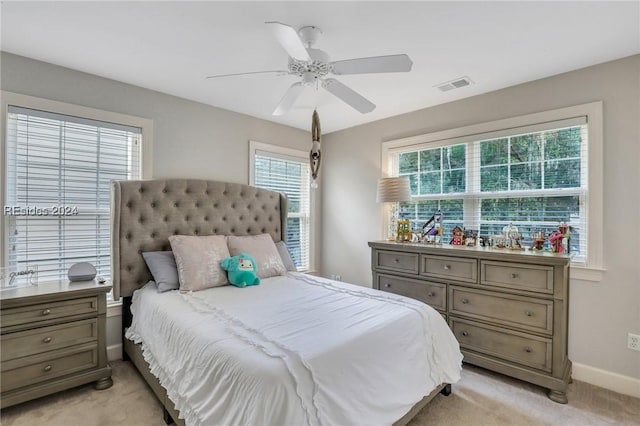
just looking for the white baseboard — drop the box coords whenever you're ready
[107,343,123,362]
[572,362,640,398]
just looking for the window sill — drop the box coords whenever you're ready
[570,265,605,282]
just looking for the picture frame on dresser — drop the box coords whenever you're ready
[0,280,113,408]
[369,241,572,404]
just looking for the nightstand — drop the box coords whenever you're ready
[0,280,113,408]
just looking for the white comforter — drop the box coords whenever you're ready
[126,273,462,426]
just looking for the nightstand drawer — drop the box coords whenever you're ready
[481,261,553,294]
[1,318,98,361]
[375,250,419,274]
[451,319,552,372]
[449,286,553,334]
[421,255,477,283]
[1,297,98,328]
[377,274,446,311]
[1,344,98,392]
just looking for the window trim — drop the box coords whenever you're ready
[381,102,604,281]
[1,91,154,284]
[249,140,316,273]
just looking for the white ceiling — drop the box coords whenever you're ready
[2,1,639,133]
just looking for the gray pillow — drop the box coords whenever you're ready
[227,234,287,279]
[276,241,297,272]
[169,235,230,291]
[142,251,179,293]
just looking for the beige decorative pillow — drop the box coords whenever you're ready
[168,235,230,291]
[227,234,287,279]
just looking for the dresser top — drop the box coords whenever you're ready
[0,279,112,303]
[369,241,572,265]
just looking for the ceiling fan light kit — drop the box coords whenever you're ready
[207,21,413,117]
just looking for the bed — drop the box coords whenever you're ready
[111,179,462,426]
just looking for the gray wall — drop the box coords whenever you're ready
[321,55,640,381]
[0,52,311,181]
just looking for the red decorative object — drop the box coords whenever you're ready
[451,226,465,245]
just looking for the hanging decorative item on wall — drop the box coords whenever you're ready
[310,109,321,189]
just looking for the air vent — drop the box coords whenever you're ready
[435,76,474,92]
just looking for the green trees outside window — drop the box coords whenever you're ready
[394,126,585,255]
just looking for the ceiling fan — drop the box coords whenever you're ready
[206,22,413,116]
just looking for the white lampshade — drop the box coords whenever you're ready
[376,177,411,203]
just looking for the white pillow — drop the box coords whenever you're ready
[227,234,287,279]
[168,235,230,291]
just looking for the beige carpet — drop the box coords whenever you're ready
[1,361,638,425]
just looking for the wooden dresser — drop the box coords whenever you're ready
[0,280,112,408]
[369,241,572,403]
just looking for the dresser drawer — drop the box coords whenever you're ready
[449,286,553,334]
[481,261,553,294]
[375,250,419,274]
[1,318,98,361]
[377,274,446,311]
[0,297,98,328]
[451,319,552,372]
[1,344,98,393]
[421,255,477,283]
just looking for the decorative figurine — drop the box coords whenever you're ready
[492,235,507,248]
[310,109,321,189]
[531,230,546,251]
[503,223,523,250]
[549,223,571,253]
[464,229,478,246]
[396,219,412,242]
[450,226,465,245]
[421,209,443,244]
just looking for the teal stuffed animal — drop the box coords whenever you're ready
[220,254,260,288]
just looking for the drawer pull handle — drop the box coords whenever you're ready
[43,365,52,372]
[461,331,469,337]
[511,273,518,279]
[443,264,451,270]
[524,347,532,353]
[525,311,533,317]
[394,258,400,263]
[461,298,469,304]
[384,284,391,288]
[43,337,52,343]
[41,309,51,316]
[427,292,434,297]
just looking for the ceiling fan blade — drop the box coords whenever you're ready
[265,21,311,62]
[331,54,413,75]
[206,70,288,79]
[272,82,304,116]
[323,78,375,113]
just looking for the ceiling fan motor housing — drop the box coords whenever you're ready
[298,26,323,47]
[289,47,331,83]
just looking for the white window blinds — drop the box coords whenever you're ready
[253,150,311,271]
[5,106,142,282]
[389,117,589,264]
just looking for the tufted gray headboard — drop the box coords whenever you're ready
[110,179,288,299]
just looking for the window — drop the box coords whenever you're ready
[383,103,603,278]
[250,141,312,271]
[2,92,152,292]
